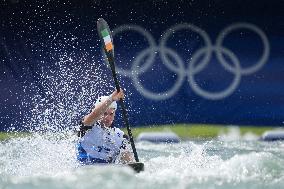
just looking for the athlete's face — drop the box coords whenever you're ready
[100,108,115,127]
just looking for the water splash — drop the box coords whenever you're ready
[1,49,113,176]
[22,52,111,132]
[218,126,259,141]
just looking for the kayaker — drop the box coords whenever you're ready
[76,88,135,164]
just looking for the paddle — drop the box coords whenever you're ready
[97,18,144,173]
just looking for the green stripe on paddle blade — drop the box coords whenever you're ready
[101,28,109,38]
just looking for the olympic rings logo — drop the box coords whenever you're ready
[109,22,270,100]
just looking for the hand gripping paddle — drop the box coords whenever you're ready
[97,18,144,173]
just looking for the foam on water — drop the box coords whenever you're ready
[0,133,76,177]
[1,136,284,189]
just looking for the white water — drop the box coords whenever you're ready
[1,131,284,189]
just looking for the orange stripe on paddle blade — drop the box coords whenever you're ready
[105,42,113,51]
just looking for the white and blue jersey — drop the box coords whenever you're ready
[77,123,129,164]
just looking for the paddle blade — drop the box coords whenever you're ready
[127,162,144,173]
[97,18,114,57]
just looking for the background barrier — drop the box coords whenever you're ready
[0,0,284,131]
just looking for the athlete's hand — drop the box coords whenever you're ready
[110,89,124,101]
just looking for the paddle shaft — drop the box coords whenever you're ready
[106,51,140,162]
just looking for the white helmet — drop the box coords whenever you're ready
[94,96,117,110]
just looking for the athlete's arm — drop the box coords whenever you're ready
[82,89,124,126]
